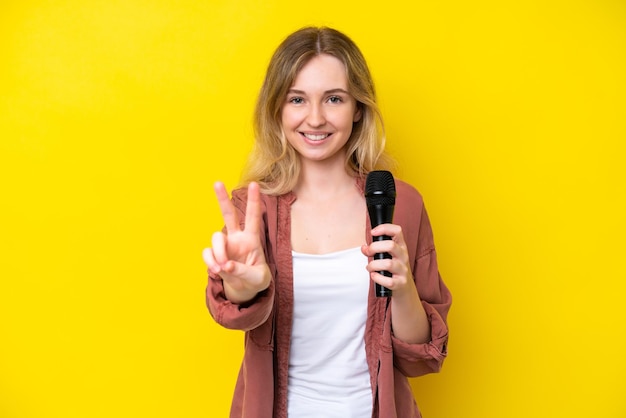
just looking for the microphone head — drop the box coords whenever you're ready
[365,170,396,206]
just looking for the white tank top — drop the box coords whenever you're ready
[288,247,372,417]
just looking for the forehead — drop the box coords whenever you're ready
[291,54,348,90]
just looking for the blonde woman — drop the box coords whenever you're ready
[203,27,451,418]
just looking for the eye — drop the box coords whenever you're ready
[328,95,343,104]
[288,96,304,104]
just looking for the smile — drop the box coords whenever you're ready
[302,133,331,141]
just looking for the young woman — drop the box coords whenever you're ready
[203,26,451,418]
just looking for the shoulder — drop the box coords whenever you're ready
[230,185,282,213]
[231,186,249,204]
[394,178,424,208]
[229,187,250,213]
[393,178,437,256]
[393,178,429,239]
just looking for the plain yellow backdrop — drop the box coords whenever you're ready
[1,0,625,417]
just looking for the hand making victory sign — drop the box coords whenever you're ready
[202,181,271,304]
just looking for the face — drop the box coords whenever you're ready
[281,54,362,167]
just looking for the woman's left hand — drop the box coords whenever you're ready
[361,223,416,297]
[361,223,431,344]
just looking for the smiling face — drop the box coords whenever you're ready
[281,54,362,168]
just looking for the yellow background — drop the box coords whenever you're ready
[1,1,625,417]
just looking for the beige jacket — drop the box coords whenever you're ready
[206,178,451,417]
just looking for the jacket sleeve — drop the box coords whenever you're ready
[205,188,275,332]
[392,198,452,377]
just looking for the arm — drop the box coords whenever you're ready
[203,182,274,330]
[363,223,432,345]
[393,244,450,376]
[362,192,451,376]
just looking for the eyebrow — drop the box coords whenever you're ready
[287,88,350,95]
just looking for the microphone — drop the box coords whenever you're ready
[365,170,396,298]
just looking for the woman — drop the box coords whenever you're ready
[203,26,451,418]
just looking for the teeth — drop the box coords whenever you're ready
[303,133,329,141]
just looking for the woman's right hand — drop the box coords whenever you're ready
[202,181,271,304]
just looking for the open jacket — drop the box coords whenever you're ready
[206,178,451,418]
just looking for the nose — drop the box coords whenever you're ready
[306,103,326,127]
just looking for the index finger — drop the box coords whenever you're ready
[214,181,240,233]
[243,182,262,234]
[371,223,403,240]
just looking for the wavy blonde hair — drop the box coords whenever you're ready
[241,26,393,195]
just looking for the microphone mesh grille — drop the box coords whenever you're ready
[365,170,396,206]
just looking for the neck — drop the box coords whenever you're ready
[294,161,356,200]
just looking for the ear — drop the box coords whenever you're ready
[353,104,363,123]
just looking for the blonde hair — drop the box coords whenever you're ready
[241,26,393,195]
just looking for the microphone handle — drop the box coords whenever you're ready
[373,235,392,297]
